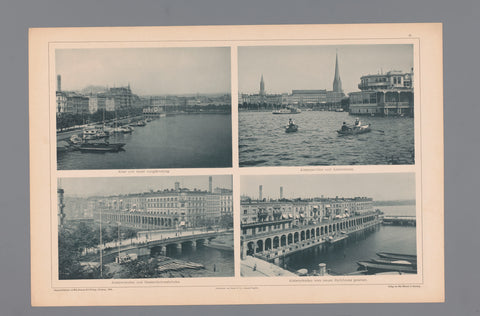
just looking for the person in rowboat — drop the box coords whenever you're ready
[341,122,350,131]
[354,118,361,127]
[288,118,295,126]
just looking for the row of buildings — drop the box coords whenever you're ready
[240,186,375,242]
[58,177,233,229]
[239,53,414,116]
[56,75,231,117]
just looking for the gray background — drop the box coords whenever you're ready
[1,0,477,315]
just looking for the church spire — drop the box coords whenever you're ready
[260,74,265,96]
[333,51,343,93]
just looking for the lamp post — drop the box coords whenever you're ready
[99,207,103,278]
[117,222,121,263]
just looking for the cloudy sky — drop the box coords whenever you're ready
[56,47,231,95]
[239,44,413,94]
[241,173,415,201]
[60,175,232,197]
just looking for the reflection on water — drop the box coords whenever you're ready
[282,224,416,275]
[58,114,232,170]
[239,111,414,166]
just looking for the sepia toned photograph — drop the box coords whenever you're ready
[239,45,415,167]
[30,24,443,306]
[240,173,416,277]
[55,47,232,170]
[57,175,233,279]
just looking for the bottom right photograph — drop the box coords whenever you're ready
[240,173,417,277]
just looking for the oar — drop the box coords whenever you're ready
[373,129,385,133]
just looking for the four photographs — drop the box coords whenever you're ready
[54,45,418,281]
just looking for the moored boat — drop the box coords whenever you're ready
[376,252,417,262]
[356,261,417,274]
[79,141,125,153]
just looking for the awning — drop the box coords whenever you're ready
[282,214,287,219]
[325,204,331,208]
[179,221,186,226]
[300,214,305,218]
[288,214,293,218]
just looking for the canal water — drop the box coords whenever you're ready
[281,204,417,275]
[239,111,414,166]
[58,113,232,170]
[150,244,234,277]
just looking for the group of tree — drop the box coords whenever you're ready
[56,108,143,131]
[58,221,139,279]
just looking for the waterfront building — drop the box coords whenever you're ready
[287,89,327,106]
[348,70,414,116]
[65,181,233,230]
[109,85,134,111]
[56,91,67,115]
[240,193,378,259]
[65,94,90,115]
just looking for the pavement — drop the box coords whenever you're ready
[241,256,296,277]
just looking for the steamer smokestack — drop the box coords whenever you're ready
[259,185,263,201]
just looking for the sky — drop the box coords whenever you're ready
[60,175,232,197]
[238,44,413,94]
[241,173,415,201]
[56,47,231,95]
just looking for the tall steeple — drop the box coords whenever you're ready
[259,74,265,96]
[333,51,343,93]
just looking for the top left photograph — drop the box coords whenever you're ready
[55,47,232,170]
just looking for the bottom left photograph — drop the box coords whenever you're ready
[56,175,234,280]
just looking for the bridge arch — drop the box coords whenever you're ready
[281,235,286,246]
[311,228,315,238]
[294,232,299,243]
[287,233,293,245]
[301,231,305,241]
[306,230,310,239]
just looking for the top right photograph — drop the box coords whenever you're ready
[238,44,414,167]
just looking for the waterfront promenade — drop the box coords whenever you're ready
[241,256,296,277]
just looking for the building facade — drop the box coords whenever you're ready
[348,70,414,116]
[71,185,233,230]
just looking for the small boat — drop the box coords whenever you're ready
[357,261,417,274]
[273,107,301,114]
[296,268,308,276]
[79,140,125,153]
[371,258,416,267]
[337,124,371,135]
[285,124,298,133]
[326,234,349,244]
[135,120,146,126]
[376,252,417,262]
[69,134,83,145]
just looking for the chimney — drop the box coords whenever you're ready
[175,182,180,191]
[57,75,61,92]
[280,186,283,199]
[209,176,212,193]
[259,185,263,201]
